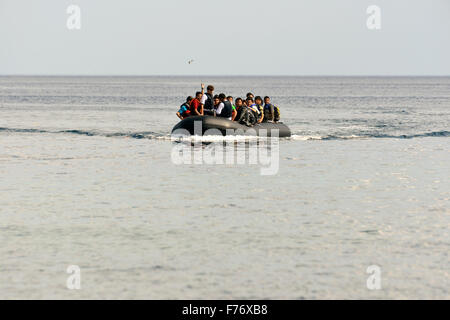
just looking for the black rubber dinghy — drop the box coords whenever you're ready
[172,116,291,137]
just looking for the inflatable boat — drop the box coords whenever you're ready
[171,116,291,137]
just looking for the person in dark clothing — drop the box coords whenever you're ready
[237,97,258,126]
[263,96,281,122]
[254,96,265,124]
[232,97,244,121]
[201,84,215,116]
[215,93,233,120]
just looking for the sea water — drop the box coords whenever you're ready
[0,76,449,299]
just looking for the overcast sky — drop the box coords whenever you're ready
[1,0,449,75]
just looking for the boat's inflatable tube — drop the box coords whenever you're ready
[172,116,291,138]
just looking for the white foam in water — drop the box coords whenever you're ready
[290,135,325,141]
[171,134,262,143]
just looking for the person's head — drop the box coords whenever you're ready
[207,85,214,94]
[255,96,263,105]
[246,97,254,105]
[195,91,202,99]
[235,98,243,107]
[218,93,226,101]
[227,96,233,103]
[213,95,220,106]
[246,92,254,99]
[264,96,271,104]
[186,96,194,103]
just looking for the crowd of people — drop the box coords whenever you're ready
[176,84,281,126]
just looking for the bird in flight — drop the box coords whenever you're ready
[188,59,194,65]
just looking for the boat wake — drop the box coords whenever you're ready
[0,127,171,140]
[290,130,450,141]
[1,127,449,141]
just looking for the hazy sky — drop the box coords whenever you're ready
[1,0,449,75]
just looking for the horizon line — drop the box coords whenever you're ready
[1,74,450,77]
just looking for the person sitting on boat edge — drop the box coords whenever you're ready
[189,91,204,116]
[263,96,281,123]
[213,94,220,111]
[236,97,258,126]
[246,97,259,114]
[227,96,238,121]
[176,96,193,120]
[201,84,215,116]
[215,93,233,120]
[233,98,244,121]
[254,96,265,124]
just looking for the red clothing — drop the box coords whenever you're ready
[189,98,202,114]
[181,110,190,119]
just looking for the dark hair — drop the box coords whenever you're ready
[227,96,233,100]
[246,92,254,98]
[213,95,220,99]
[195,91,202,97]
[264,96,270,100]
[255,96,262,102]
[207,85,215,91]
[186,96,194,102]
[218,93,226,100]
[235,98,243,103]
[246,97,254,102]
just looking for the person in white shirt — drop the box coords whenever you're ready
[215,93,233,120]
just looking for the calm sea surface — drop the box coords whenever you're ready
[0,76,449,299]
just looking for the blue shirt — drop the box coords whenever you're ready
[178,103,189,115]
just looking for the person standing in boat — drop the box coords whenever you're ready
[200,84,215,116]
[215,93,233,120]
[189,91,204,116]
